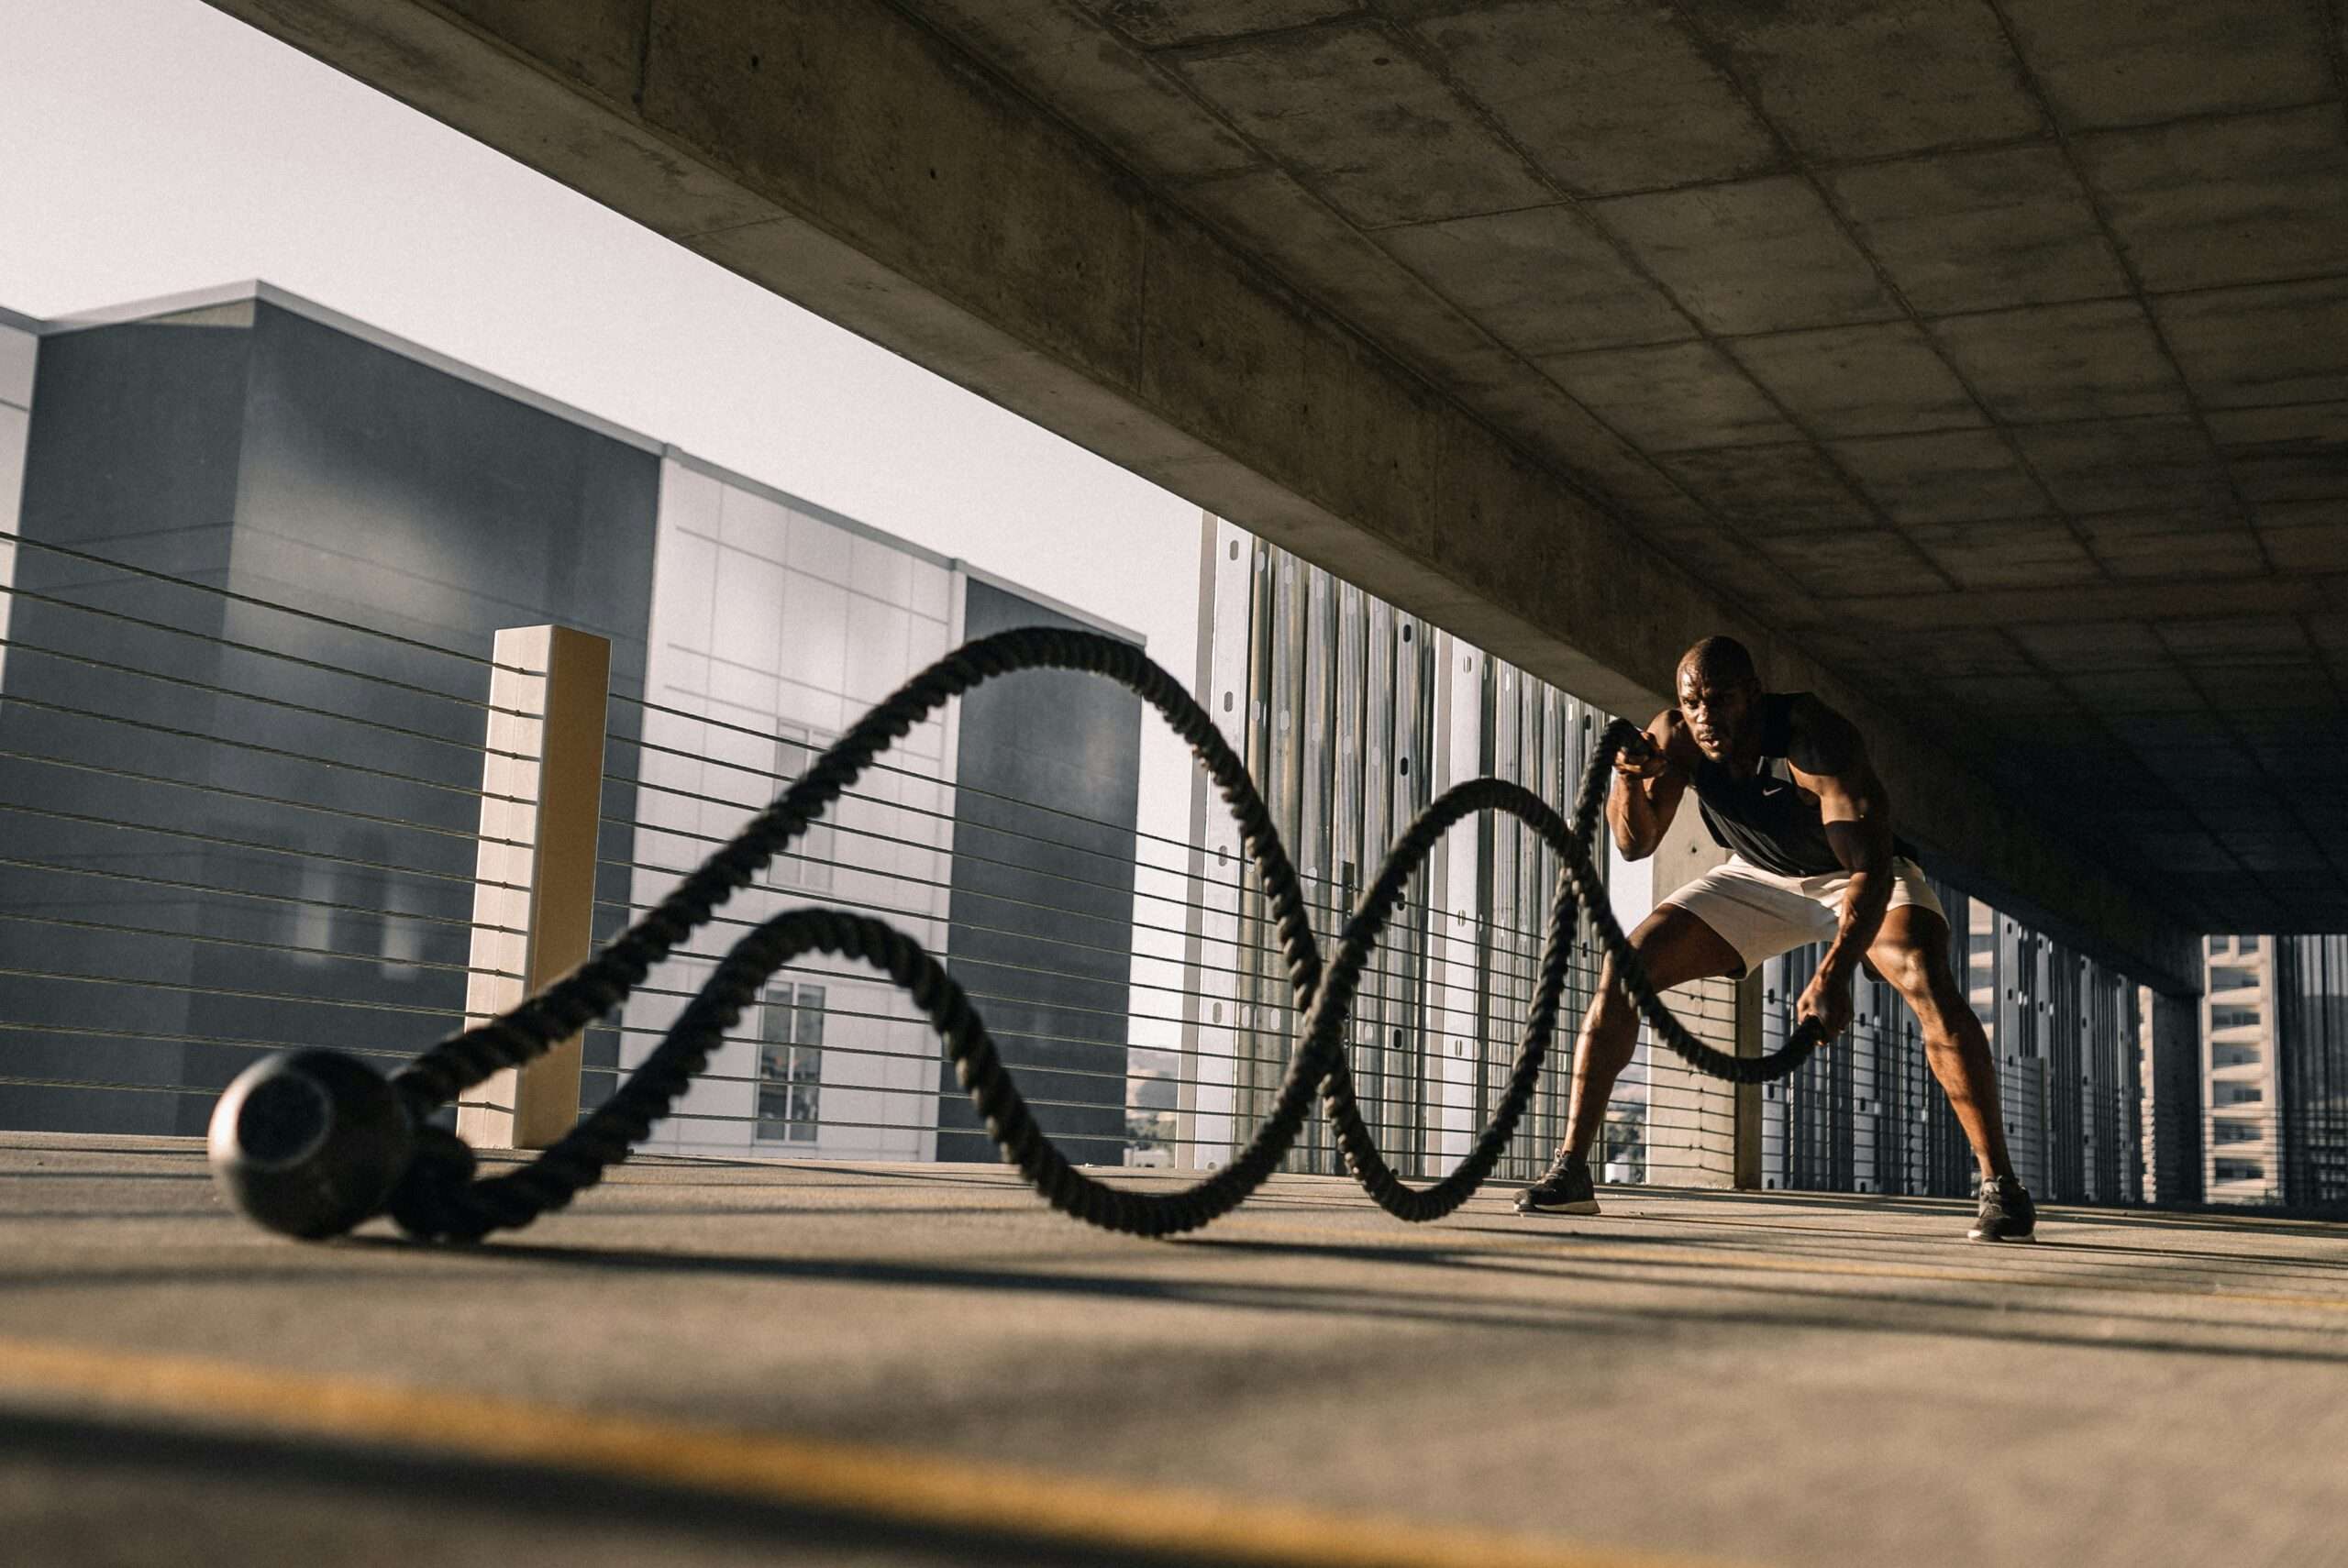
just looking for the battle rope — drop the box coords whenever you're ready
[205,626,1827,1242]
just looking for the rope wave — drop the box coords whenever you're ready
[248,627,1827,1242]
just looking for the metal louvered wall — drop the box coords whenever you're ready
[1761,889,2144,1202]
[1182,518,1743,1184]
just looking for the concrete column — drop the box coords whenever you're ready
[459,624,612,1151]
[1639,810,1750,1188]
[2139,986,2204,1205]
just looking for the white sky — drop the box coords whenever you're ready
[0,0,1216,1054]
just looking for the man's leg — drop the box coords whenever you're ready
[1558,905,1744,1162]
[1869,903,2035,1242]
[1865,904,2016,1183]
[1510,906,1745,1219]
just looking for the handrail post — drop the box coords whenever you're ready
[459,624,611,1151]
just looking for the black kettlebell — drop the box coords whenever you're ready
[207,1049,416,1239]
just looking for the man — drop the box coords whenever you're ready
[1516,635,2036,1242]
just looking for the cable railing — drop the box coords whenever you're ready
[0,524,2230,1206]
[615,708,1598,955]
[0,527,1671,1184]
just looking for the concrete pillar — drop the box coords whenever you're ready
[2140,986,2205,1205]
[1639,810,1755,1188]
[459,624,612,1151]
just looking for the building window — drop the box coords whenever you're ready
[757,981,825,1143]
[2214,1159,2265,1184]
[2209,965,2258,992]
[774,727,836,892]
[2216,1082,2263,1106]
[2210,1004,2261,1032]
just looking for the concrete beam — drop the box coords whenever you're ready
[201,0,2199,992]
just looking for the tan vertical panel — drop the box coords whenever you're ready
[460,624,613,1151]
[1733,971,1764,1188]
[1642,810,1744,1188]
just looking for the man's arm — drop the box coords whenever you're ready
[1787,697,1895,1036]
[1607,710,1694,861]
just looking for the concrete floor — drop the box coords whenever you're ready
[4,1133,2346,1567]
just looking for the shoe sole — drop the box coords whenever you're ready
[1966,1228,2035,1242]
[1516,1198,1600,1216]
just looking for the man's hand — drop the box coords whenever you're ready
[1615,730,1668,780]
[1796,966,1855,1040]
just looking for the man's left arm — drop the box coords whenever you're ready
[1789,698,1895,1038]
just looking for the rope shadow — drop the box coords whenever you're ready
[1519,1211,2348,1281]
[1187,1230,2348,1340]
[396,1232,2348,1369]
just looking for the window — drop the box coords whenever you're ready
[2214,1159,2265,1184]
[2209,965,2257,993]
[756,982,825,1143]
[774,727,836,892]
[2210,1005,2261,1032]
[2216,1081,2263,1106]
[2213,1122,2260,1144]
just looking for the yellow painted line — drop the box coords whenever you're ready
[1212,1220,2348,1316]
[0,1334,1730,1568]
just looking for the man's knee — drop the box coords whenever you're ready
[1873,943,1934,1001]
[1880,944,1972,1038]
[1588,955,1642,1030]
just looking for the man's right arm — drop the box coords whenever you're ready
[1607,710,1691,861]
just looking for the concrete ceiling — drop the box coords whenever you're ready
[882,0,2348,933]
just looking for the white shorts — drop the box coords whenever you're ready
[1657,856,1944,979]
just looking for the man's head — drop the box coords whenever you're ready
[1675,635,1761,764]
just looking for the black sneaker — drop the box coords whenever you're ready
[1516,1152,1600,1216]
[1968,1175,2036,1242]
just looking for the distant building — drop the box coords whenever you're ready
[2203,935,2281,1202]
[2199,934,2348,1209]
[0,283,1140,1163]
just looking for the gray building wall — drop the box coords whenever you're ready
[0,299,658,1133]
[935,578,1140,1164]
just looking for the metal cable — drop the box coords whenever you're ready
[0,528,527,678]
[609,779,1583,966]
[594,847,1620,1023]
[0,796,532,898]
[0,688,537,812]
[0,745,534,853]
[618,698,1584,952]
[0,851,526,940]
[5,528,1585,955]
[0,907,520,983]
[234,627,1821,1242]
[0,626,541,770]
[0,562,528,715]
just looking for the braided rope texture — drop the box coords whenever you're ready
[385,627,1824,1242]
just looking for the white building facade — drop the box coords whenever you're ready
[0,307,33,692]
[2204,934,2281,1202]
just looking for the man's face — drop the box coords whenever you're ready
[1678,665,1759,763]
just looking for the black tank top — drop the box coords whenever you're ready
[1690,692,1879,878]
